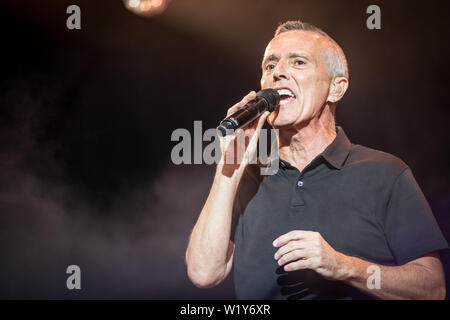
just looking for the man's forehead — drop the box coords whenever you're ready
[263,30,328,58]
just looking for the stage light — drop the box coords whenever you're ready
[123,0,171,17]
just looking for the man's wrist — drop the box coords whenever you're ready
[216,159,247,180]
[335,251,359,282]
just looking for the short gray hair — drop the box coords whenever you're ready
[274,20,349,79]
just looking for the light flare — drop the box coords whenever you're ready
[123,0,171,17]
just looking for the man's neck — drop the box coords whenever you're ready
[277,109,337,172]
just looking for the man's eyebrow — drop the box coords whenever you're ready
[288,52,311,61]
[261,52,311,69]
[261,54,279,68]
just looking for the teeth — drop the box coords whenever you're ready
[277,88,295,98]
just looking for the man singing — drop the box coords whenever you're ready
[185,20,448,299]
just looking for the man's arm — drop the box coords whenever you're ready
[185,163,239,288]
[273,230,446,300]
[186,92,269,288]
[341,251,446,299]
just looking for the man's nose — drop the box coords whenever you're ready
[273,62,289,81]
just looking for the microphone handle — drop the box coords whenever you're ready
[217,97,268,136]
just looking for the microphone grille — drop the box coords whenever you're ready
[256,89,280,112]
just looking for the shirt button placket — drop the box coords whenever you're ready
[290,175,305,207]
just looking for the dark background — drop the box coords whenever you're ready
[0,0,449,299]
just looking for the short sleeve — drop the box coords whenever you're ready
[384,168,449,265]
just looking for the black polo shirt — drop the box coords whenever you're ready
[231,127,448,300]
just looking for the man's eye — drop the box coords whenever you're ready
[265,64,275,71]
[294,60,305,66]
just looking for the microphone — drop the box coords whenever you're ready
[217,89,280,137]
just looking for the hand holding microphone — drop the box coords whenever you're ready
[217,89,280,174]
[217,89,280,137]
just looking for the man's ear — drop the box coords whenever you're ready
[327,77,349,103]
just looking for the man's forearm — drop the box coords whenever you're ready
[186,163,242,287]
[338,252,446,300]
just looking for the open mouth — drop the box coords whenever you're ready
[276,88,296,106]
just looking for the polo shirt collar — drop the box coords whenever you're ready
[279,126,351,170]
[321,126,351,169]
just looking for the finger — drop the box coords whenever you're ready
[226,91,257,117]
[273,230,319,248]
[240,111,266,133]
[274,239,319,260]
[247,111,269,141]
[255,110,270,129]
[246,109,268,132]
[277,249,311,267]
[243,111,270,160]
[242,91,258,105]
[283,258,315,272]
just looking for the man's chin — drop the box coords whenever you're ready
[268,111,298,128]
[268,118,295,129]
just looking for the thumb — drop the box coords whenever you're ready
[251,111,270,132]
[244,111,270,161]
